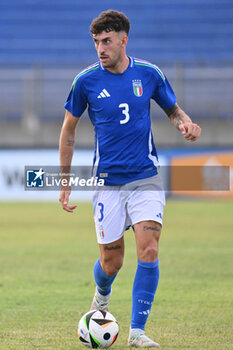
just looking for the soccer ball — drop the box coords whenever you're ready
[78,309,119,348]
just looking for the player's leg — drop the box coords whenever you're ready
[99,236,125,277]
[91,237,125,310]
[132,220,161,328]
[126,175,164,347]
[128,220,161,348]
[134,220,161,262]
[91,238,125,311]
[91,188,127,310]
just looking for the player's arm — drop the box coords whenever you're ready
[59,110,79,212]
[164,103,201,142]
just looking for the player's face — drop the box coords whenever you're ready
[93,31,127,69]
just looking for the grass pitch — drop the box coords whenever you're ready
[0,200,232,350]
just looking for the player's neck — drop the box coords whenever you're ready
[106,56,130,74]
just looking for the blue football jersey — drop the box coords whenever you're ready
[65,57,176,185]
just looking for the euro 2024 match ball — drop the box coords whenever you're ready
[78,309,119,348]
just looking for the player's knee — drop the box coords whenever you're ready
[101,256,123,276]
[113,257,124,273]
[140,246,158,262]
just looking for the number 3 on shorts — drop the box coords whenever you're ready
[98,202,104,222]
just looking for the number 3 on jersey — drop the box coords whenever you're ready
[119,103,130,124]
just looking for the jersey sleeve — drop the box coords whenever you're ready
[64,76,87,118]
[152,73,176,109]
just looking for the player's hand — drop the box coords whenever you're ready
[59,187,77,213]
[179,122,201,142]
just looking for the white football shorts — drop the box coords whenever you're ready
[92,173,165,244]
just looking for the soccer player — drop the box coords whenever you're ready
[59,10,201,348]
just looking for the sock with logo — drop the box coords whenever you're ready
[131,259,159,330]
[93,258,117,296]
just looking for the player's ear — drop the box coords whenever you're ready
[121,34,128,48]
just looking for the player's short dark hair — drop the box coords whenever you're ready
[90,10,130,36]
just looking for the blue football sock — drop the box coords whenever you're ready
[131,259,159,330]
[93,259,117,296]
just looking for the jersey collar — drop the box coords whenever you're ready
[99,56,134,71]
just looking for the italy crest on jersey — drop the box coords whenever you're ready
[132,80,143,97]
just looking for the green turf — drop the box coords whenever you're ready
[0,200,232,350]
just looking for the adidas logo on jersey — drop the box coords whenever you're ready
[97,89,111,98]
